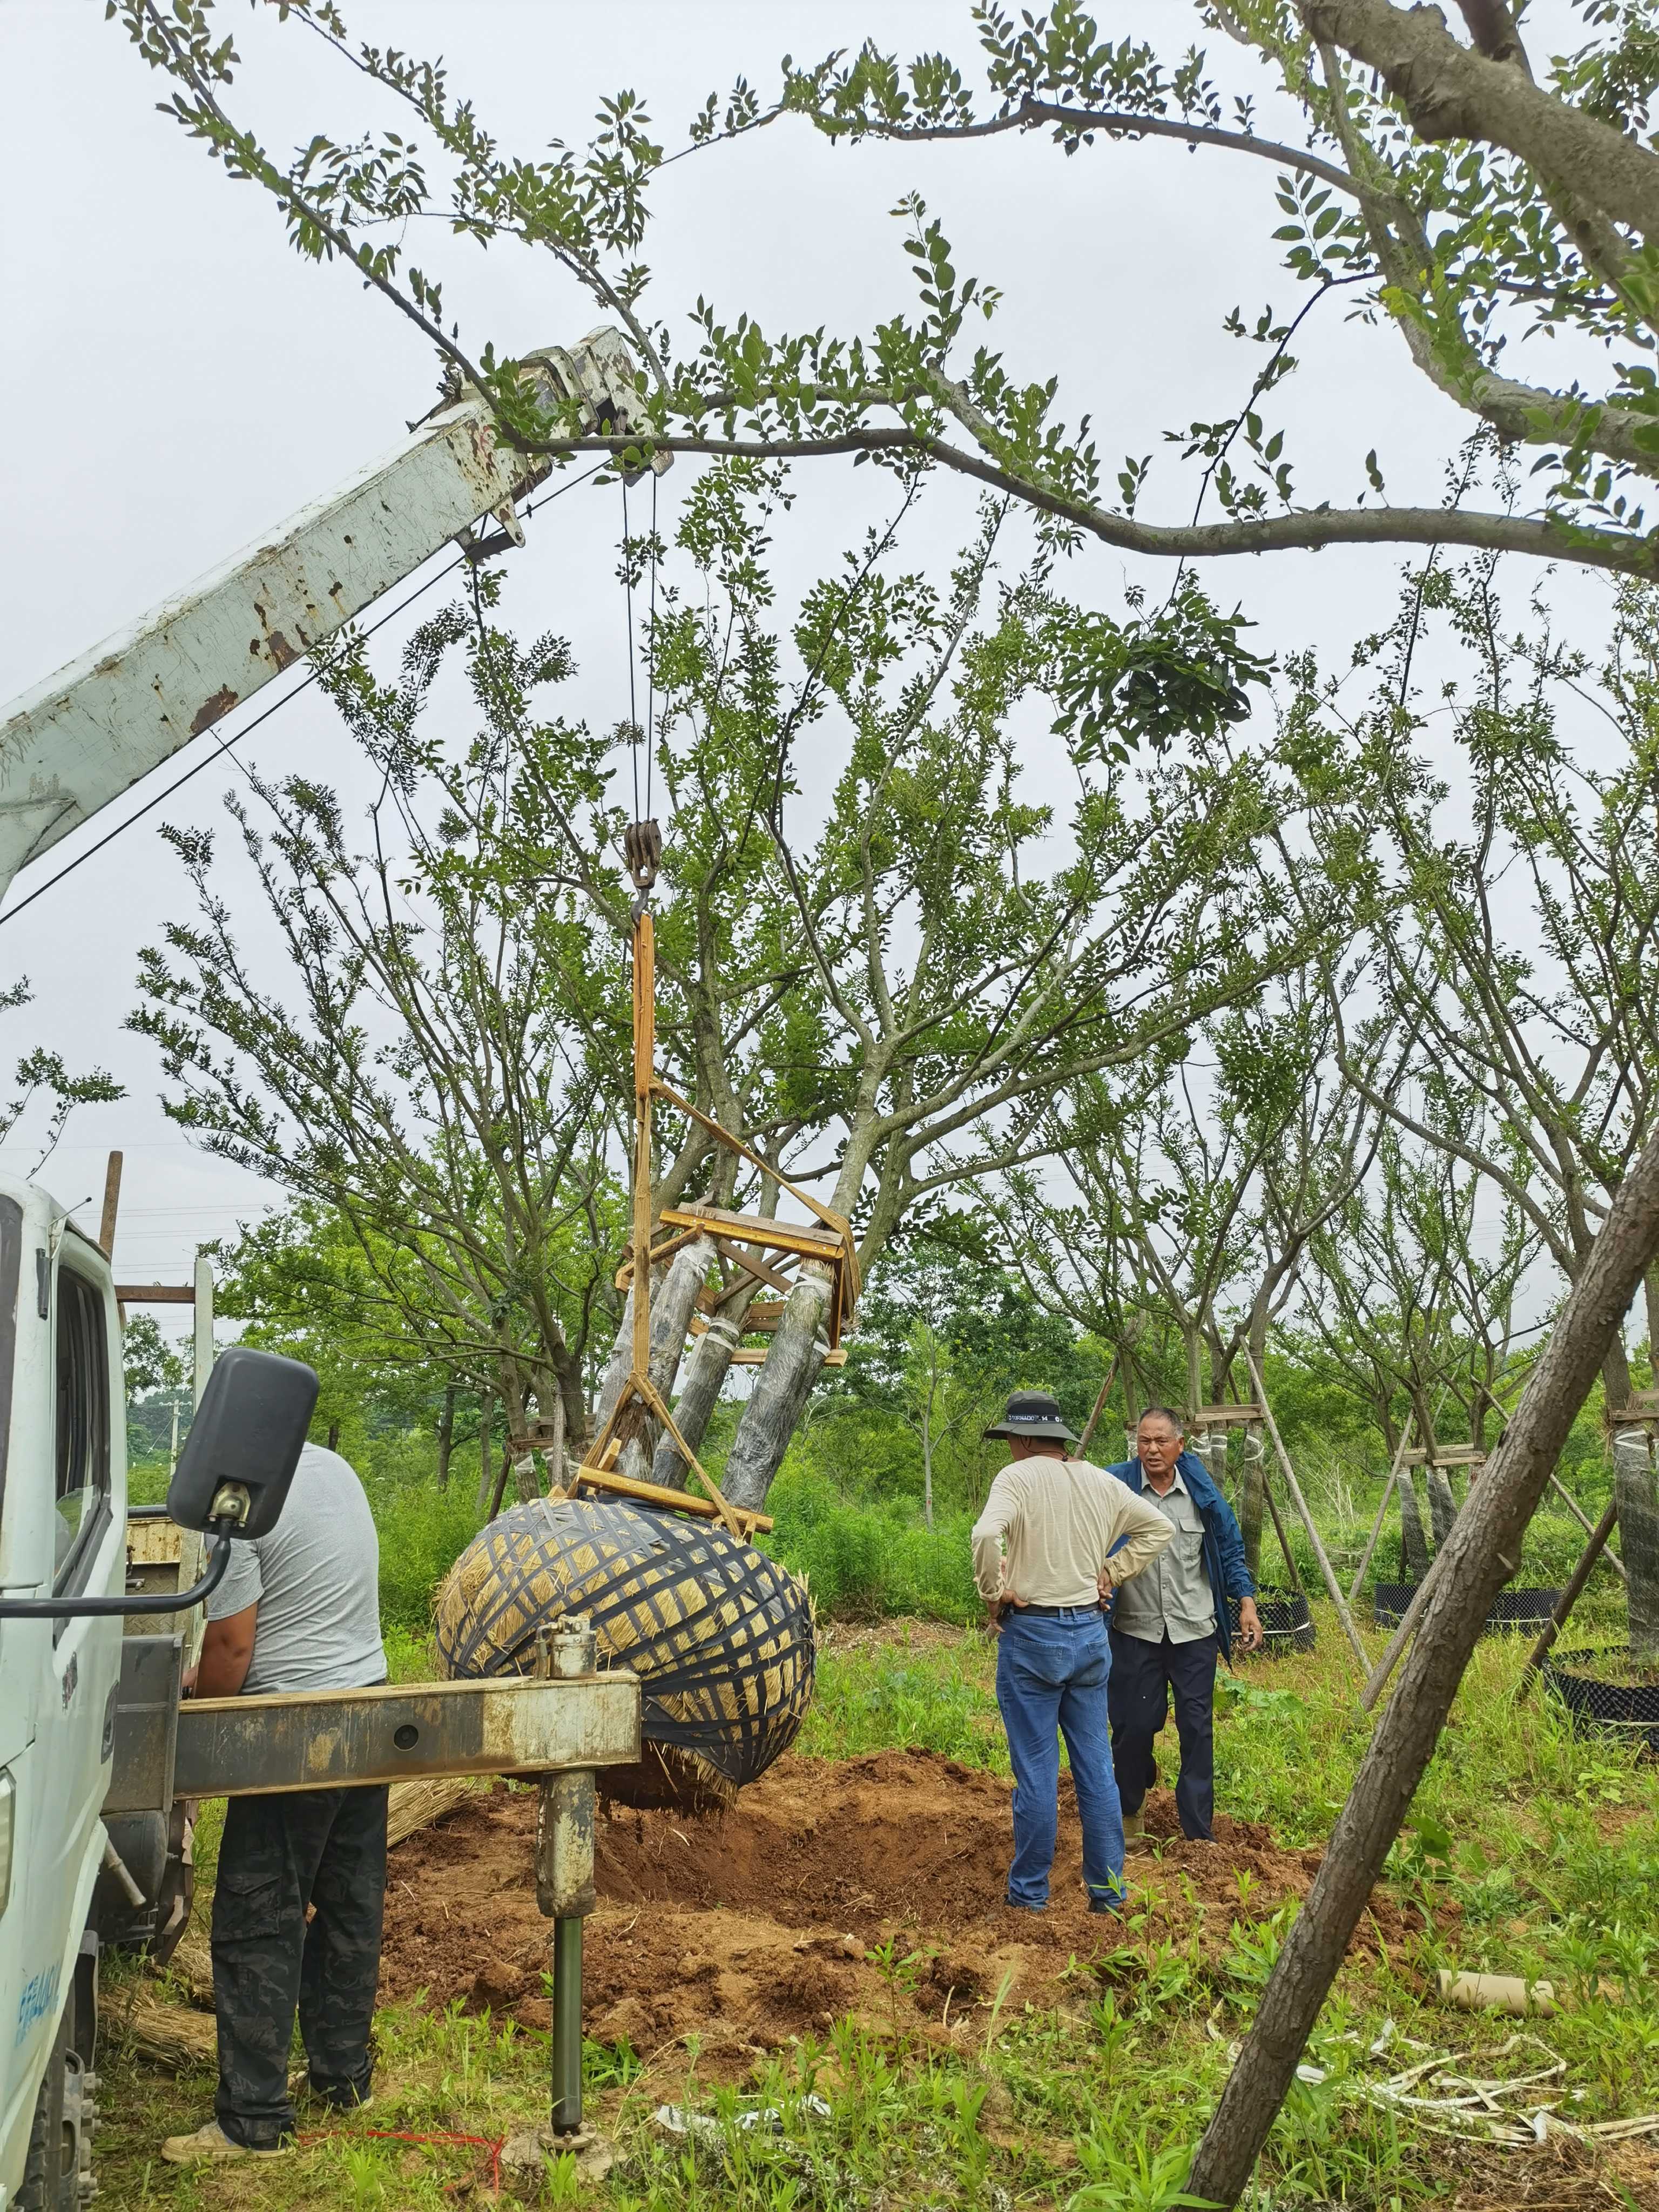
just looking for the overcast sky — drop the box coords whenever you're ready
[0,1,1607,1338]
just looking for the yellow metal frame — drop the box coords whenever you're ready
[570,850,855,1541]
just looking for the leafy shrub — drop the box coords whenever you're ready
[763,1474,980,1622]
[367,1475,479,1633]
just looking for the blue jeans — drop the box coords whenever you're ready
[995,1608,1125,1909]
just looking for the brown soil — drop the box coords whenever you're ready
[379,1749,1424,2072]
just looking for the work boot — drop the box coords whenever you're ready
[1122,1810,1151,1852]
[160,2121,292,2165]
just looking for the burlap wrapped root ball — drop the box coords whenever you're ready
[434,1495,815,1813]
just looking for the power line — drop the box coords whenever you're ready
[0,461,607,931]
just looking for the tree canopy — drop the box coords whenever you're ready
[109,0,1659,588]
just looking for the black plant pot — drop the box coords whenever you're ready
[1483,1587,1564,1633]
[1230,1588,1315,1658]
[1372,1582,1562,1636]
[1544,1648,1659,1757]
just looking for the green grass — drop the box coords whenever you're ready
[95,1603,1659,2211]
[106,1428,1658,2208]
[764,1475,982,1622]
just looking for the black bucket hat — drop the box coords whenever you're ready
[983,1390,1077,1444]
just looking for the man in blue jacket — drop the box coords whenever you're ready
[1103,1406,1261,1843]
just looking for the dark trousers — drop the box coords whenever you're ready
[1108,1629,1218,1840]
[212,1784,389,2147]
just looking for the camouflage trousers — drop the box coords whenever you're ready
[212,1783,389,2148]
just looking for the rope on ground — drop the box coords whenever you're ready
[1205,2022,1659,2148]
[298,2126,505,2190]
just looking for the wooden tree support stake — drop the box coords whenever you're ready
[1516,1498,1619,1699]
[1547,1468,1627,1581]
[1190,1118,1659,2211]
[1245,1350,1370,1676]
[1258,1462,1308,1599]
[1074,1357,1118,1460]
[100,1149,123,1259]
[1347,1416,1418,1608]
[1360,1552,1447,1712]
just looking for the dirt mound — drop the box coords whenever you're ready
[379,1751,1420,2069]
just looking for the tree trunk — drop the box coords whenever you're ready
[1238,1426,1266,1581]
[503,1374,541,1504]
[1425,1463,1459,1549]
[721,1267,834,1510]
[1397,1467,1431,1580]
[922,1394,935,1533]
[592,1237,716,1477]
[475,1391,495,1515]
[542,1384,566,1498]
[436,1385,455,1491]
[1186,1120,1659,2210]
[624,1236,717,1480]
[592,1275,649,1439]
[1599,1313,1659,1657]
[1121,1355,1143,1445]
[650,1282,757,1489]
[1183,1325,1203,1422]
[1615,1427,1659,1661]
[1602,1330,1634,1413]
[1193,1420,1227,1494]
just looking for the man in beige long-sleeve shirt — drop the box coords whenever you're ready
[971,1391,1173,1912]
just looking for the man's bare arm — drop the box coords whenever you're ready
[190,1602,259,1698]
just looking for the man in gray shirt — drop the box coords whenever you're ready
[1105,1407,1261,1845]
[163,1443,388,2166]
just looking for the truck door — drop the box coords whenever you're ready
[0,1236,125,2183]
[44,1258,125,1881]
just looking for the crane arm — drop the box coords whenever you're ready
[0,327,658,900]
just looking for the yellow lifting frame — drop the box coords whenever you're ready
[569,822,857,1541]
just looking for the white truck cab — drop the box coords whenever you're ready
[0,1179,129,2208]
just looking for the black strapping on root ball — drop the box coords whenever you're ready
[434,1496,815,1812]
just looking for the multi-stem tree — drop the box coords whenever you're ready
[129,589,629,1482]
[1298,557,1659,1650]
[702,523,1315,1510]
[997,973,1388,1571]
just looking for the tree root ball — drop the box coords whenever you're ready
[433,1495,815,1813]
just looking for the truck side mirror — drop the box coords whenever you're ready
[166,1347,318,1540]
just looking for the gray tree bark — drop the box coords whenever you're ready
[1425,1463,1459,1549]
[1614,1428,1659,1661]
[1186,1121,1659,2209]
[1397,1467,1431,1580]
[590,1237,717,1475]
[651,1279,760,1489]
[720,1268,835,1511]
